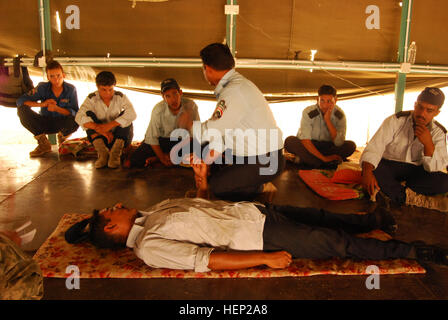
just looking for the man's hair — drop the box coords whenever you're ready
[89,210,126,249]
[95,71,117,87]
[318,85,337,97]
[200,43,235,70]
[45,60,64,73]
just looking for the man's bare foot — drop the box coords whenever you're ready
[261,182,277,203]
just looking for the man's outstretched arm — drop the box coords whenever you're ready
[208,251,292,270]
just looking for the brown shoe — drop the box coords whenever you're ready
[30,134,52,157]
[108,139,125,168]
[92,139,109,169]
[57,132,71,146]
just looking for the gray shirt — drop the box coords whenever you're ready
[144,97,200,145]
[297,104,347,146]
[126,198,266,272]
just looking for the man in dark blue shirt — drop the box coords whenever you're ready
[16,60,79,157]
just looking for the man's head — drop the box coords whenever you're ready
[161,78,183,114]
[200,43,235,86]
[414,87,444,126]
[317,85,337,113]
[45,60,65,88]
[95,71,116,102]
[65,203,138,249]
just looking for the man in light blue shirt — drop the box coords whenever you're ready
[181,43,285,201]
[128,78,200,168]
[284,85,356,169]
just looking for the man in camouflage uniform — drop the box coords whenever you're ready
[0,231,43,300]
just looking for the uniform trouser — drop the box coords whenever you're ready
[17,105,79,137]
[374,159,448,205]
[208,149,286,201]
[129,137,192,168]
[284,136,356,168]
[85,111,133,149]
[259,205,412,260]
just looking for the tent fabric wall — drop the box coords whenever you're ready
[1,0,447,101]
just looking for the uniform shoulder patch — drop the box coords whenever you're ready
[308,108,320,119]
[395,111,411,118]
[114,91,123,97]
[434,121,447,134]
[212,100,227,120]
[88,92,96,99]
[334,109,344,120]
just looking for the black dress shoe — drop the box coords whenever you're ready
[412,241,448,265]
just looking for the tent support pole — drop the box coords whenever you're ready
[225,0,238,56]
[394,0,413,112]
[38,0,56,144]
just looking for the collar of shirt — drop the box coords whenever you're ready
[126,212,147,248]
[214,69,236,97]
[163,100,184,118]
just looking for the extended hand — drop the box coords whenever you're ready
[264,251,292,269]
[160,153,173,167]
[362,170,379,196]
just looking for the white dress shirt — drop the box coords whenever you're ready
[361,111,448,172]
[75,91,137,129]
[126,198,266,272]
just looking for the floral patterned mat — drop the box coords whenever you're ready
[33,213,425,278]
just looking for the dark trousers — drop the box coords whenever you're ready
[284,136,356,168]
[260,205,412,260]
[85,111,133,148]
[17,105,78,137]
[129,137,187,168]
[208,149,285,201]
[374,159,448,205]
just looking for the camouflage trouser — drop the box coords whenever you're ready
[0,233,43,300]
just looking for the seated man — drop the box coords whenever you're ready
[75,71,137,169]
[361,87,448,207]
[65,168,447,272]
[128,78,200,168]
[180,43,285,201]
[16,60,79,157]
[284,85,356,169]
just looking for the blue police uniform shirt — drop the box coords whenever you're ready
[297,104,347,147]
[16,81,79,118]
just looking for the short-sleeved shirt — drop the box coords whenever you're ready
[360,111,448,172]
[197,69,284,157]
[16,81,79,118]
[126,198,266,272]
[75,91,136,129]
[297,104,347,146]
[144,97,200,145]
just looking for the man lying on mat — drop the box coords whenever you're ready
[65,164,448,272]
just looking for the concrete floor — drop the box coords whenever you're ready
[1,145,448,300]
